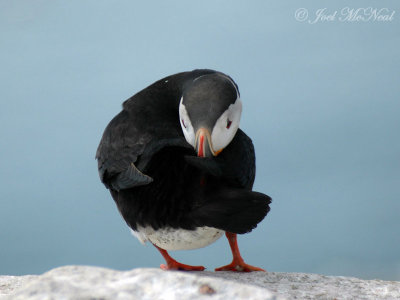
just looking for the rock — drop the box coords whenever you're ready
[0,275,36,297]
[204,271,400,299]
[0,266,281,300]
[1,266,399,300]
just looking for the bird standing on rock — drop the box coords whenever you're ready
[96,69,272,271]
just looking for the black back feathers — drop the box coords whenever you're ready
[96,69,271,234]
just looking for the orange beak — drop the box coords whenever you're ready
[195,128,215,158]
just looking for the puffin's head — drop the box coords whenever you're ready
[179,73,242,157]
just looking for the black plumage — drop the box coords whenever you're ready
[96,69,271,250]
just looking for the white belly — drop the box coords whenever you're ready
[131,226,224,250]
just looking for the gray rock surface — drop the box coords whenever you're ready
[1,266,399,300]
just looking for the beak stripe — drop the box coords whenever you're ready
[198,134,205,157]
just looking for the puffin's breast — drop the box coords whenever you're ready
[133,226,224,251]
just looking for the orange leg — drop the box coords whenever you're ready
[215,232,265,272]
[153,244,205,271]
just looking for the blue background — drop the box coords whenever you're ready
[1,1,399,280]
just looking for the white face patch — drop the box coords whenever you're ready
[179,97,196,147]
[211,97,242,152]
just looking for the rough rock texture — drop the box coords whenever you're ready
[1,266,399,300]
[206,271,400,299]
[0,275,36,297]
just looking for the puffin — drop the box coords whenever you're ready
[96,69,272,271]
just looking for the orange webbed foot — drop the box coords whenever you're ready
[216,232,266,272]
[215,261,265,272]
[154,244,205,271]
[160,261,205,271]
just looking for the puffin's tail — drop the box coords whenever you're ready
[189,189,271,234]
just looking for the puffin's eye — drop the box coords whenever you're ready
[182,119,187,128]
[226,119,232,129]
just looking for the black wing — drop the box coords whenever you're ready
[185,130,270,234]
[96,109,154,191]
[218,129,256,190]
[96,69,218,191]
[184,129,256,190]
